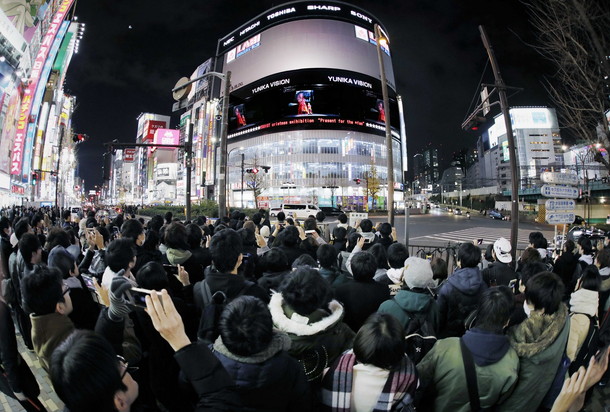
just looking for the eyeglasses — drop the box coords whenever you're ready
[117,355,139,380]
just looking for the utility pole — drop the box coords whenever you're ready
[218,71,232,219]
[241,152,245,208]
[374,24,394,225]
[480,25,520,262]
[185,123,193,221]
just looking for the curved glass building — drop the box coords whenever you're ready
[217,1,406,209]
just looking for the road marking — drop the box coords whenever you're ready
[410,227,554,246]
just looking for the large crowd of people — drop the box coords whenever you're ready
[0,205,609,411]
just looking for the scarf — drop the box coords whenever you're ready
[508,303,568,357]
[321,350,416,411]
[212,330,292,364]
[569,289,598,317]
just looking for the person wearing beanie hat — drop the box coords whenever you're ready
[482,238,516,287]
[403,256,436,290]
[378,257,439,333]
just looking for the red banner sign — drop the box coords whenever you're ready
[10,0,75,175]
[143,120,166,142]
[124,148,136,162]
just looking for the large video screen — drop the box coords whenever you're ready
[227,69,399,139]
[221,18,396,94]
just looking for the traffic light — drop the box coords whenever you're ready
[463,116,487,131]
[353,178,361,185]
[246,168,259,174]
[31,172,38,185]
[261,166,271,173]
[72,133,86,143]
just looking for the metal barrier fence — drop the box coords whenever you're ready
[408,243,526,275]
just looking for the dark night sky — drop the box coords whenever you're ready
[67,0,553,190]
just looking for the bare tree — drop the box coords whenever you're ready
[245,153,267,206]
[366,162,381,210]
[246,171,266,204]
[523,0,610,168]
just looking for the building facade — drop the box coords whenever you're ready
[215,1,406,209]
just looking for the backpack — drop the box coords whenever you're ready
[404,311,437,364]
[196,279,252,344]
[443,287,481,338]
[568,313,599,375]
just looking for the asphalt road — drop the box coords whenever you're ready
[330,209,556,249]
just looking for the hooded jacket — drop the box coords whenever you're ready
[417,329,519,412]
[165,247,204,284]
[437,266,487,338]
[567,288,598,361]
[497,304,570,412]
[211,332,310,411]
[269,293,355,382]
[378,289,439,333]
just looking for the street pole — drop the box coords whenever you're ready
[480,26,520,262]
[374,24,394,225]
[241,152,244,208]
[54,126,65,208]
[185,122,193,221]
[218,71,231,219]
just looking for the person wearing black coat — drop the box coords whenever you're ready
[194,229,270,314]
[273,226,306,266]
[211,296,310,411]
[333,250,390,333]
[481,238,516,287]
[164,222,204,284]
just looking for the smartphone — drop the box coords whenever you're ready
[595,344,610,363]
[163,264,178,276]
[305,230,316,235]
[127,287,156,308]
[508,279,517,289]
[81,274,96,291]
[477,238,483,245]
[112,226,120,236]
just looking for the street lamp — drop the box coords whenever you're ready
[172,70,231,220]
[374,23,394,225]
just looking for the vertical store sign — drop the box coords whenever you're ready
[10,0,75,175]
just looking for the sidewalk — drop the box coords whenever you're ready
[1,333,63,412]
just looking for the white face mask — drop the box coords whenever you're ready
[523,301,532,317]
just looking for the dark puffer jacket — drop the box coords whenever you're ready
[437,266,487,338]
[211,332,310,411]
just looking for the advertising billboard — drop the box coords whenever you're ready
[220,17,395,94]
[226,68,399,139]
[143,120,166,142]
[153,129,180,146]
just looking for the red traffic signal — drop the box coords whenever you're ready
[246,168,259,174]
[353,178,361,185]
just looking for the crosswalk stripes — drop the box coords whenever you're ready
[410,227,555,247]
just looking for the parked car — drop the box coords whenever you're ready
[269,206,283,217]
[489,210,504,220]
[320,206,342,217]
[282,204,321,219]
[453,208,462,215]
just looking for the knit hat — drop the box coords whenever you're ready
[403,257,435,289]
[493,237,512,264]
